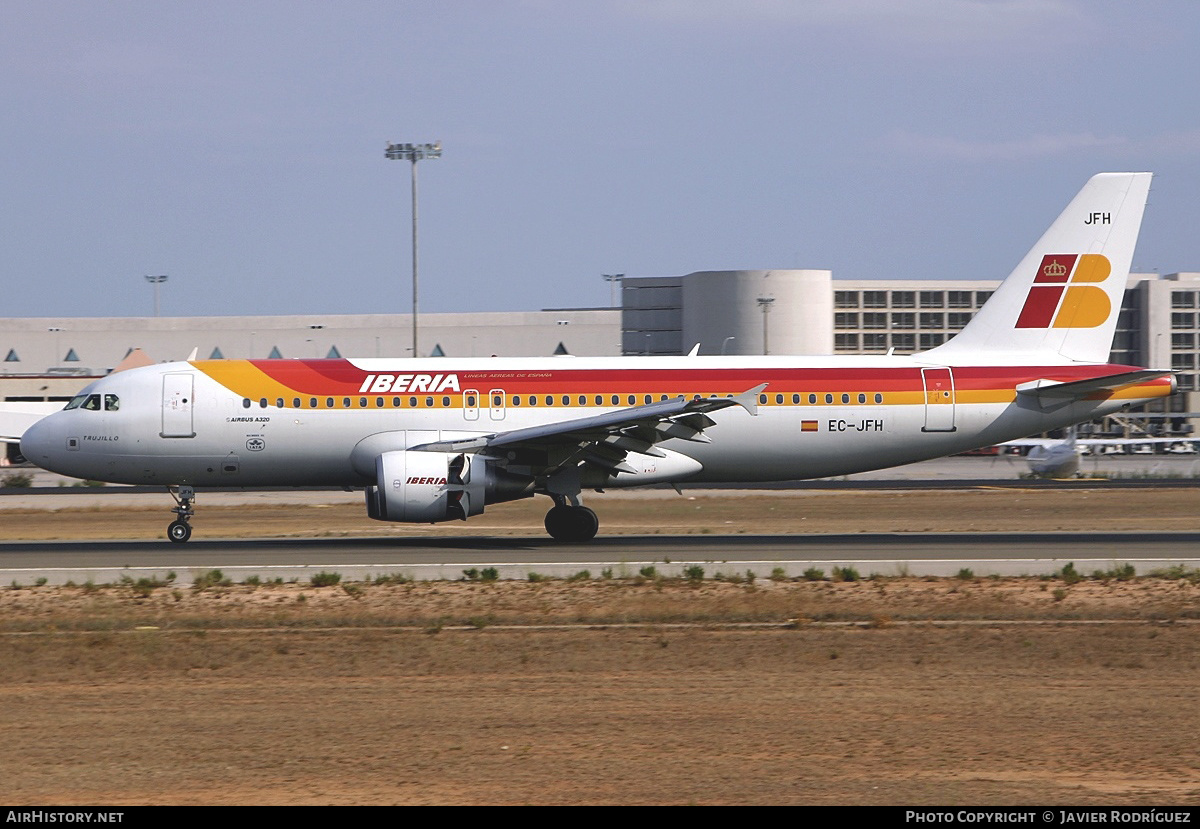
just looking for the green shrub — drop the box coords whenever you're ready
[1,471,33,488]
[683,565,705,582]
[193,569,230,589]
[802,567,826,582]
[479,567,499,582]
[1058,562,1082,585]
[310,571,341,587]
[832,566,860,583]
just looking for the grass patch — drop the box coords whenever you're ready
[831,566,860,583]
[193,569,231,590]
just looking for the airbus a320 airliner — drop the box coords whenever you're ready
[20,173,1175,542]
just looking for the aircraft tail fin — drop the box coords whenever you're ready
[921,173,1152,364]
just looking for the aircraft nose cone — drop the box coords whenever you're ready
[19,415,59,469]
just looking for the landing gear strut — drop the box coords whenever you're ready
[167,485,195,543]
[544,500,599,542]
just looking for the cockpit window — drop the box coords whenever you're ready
[64,393,88,410]
[81,394,102,411]
[104,394,120,411]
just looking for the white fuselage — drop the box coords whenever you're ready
[20,354,1172,489]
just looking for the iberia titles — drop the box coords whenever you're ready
[358,373,461,394]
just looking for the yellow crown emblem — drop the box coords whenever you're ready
[1043,261,1068,277]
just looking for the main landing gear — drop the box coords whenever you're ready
[544,498,599,542]
[167,485,195,543]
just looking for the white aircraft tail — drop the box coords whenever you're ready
[922,172,1152,364]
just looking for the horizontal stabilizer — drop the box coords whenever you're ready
[1016,369,1174,407]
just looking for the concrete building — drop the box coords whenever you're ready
[619,269,1200,434]
[0,308,620,402]
[4,269,1199,435]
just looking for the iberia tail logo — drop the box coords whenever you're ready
[1015,254,1112,329]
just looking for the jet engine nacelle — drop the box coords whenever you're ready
[365,450,534,523]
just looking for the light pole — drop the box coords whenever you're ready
[48,327,62,368]
[309,324,324,359]
[721,336,736,355]
[757,296,775,355]
[386,141,442,358]
[602,273,624,307]
[145,275,168,317]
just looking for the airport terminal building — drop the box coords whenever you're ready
[3,268,1199,432]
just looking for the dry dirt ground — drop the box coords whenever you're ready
[2,488,1200,805]
[1,486,1198,540]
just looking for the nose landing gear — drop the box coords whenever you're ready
[167,485,195,543]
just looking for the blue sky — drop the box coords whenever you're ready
[2,0,1198,318]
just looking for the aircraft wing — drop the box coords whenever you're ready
[0,404,60,444]
[412,384,765,475]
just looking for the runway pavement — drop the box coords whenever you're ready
[3,531,1198,586]
[3,455,1198,585]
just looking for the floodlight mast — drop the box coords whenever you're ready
[757,296,775,355]
[385,141,442,358]
[145,275,168,318]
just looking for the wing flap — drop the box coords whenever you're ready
[410,384,766,480]
[413,384,765,455]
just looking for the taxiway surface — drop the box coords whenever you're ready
[3,531,1198,586]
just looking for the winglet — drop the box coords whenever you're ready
[732,383,767,416]
[686,343,701,357]
[186,347,199,362]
